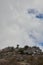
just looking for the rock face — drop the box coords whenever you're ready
[23,46,42,55]
[0,59,9,65]
[0,46,43,65]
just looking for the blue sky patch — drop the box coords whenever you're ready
[36,14,43,19]
[38,42,43,46]
[28,9,43,20]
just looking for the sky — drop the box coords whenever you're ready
[0,0,43,50]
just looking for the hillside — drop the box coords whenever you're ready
[0,45,43,65]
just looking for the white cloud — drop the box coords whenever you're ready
[0,0,43,50]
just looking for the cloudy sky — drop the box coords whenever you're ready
[0,0,43,50]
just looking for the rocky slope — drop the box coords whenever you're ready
[0,46,43,65]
